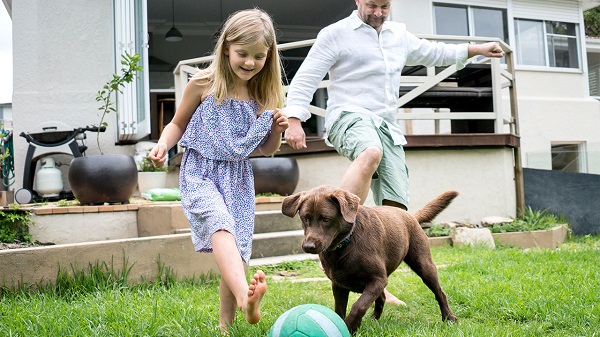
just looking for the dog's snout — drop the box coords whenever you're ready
[302,240,318,254]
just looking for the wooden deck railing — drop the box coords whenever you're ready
[173,36,517,135]
[172,35,524,211]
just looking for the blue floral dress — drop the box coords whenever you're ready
[179,94,273,264]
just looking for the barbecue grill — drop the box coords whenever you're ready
[15,121,104,204]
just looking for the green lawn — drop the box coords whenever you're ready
[1,236,599,337]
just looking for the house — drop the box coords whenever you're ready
[0,102,11,128]
[4,0,599,225]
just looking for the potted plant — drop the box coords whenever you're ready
[67,52,142,205]
[136,150,168,195]
[251,157,299,196]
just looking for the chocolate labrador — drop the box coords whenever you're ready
[281,186,458,333]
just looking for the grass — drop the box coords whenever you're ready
[1,236,599,336]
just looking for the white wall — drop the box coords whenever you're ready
[11,1,135,192]
[293,149,517,223]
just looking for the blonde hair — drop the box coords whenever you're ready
[192,8,284,110]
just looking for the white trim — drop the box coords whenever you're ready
[433,0,507,9]
[512,0,580,22]
[515,65,583,73]
[579,6,591,96]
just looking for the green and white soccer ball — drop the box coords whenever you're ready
[269,304,351,337]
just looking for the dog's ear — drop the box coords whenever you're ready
[331,189,360,223]
[281,192,305,218]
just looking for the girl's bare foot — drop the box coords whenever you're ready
[244,270,267,324]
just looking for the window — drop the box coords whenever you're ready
[433,4,508,43]
[114,0,150,141]
[551,142,586,173]
[590,65,600,96]
[514,19,579,69]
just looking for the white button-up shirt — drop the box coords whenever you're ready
[284,11,469,145]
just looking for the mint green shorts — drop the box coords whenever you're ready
[327,112,409,207]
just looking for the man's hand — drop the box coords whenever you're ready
[284,118,307,149]
[271,108,289,134]
[468,42,504,59]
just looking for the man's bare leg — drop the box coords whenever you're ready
[381,199,408,305]
[340,146,382,202]
[384,288,407,306]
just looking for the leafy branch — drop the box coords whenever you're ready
[94,52,143,154]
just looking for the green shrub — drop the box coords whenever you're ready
[424,223,451,237]
[489,206,566,233]
[0,207,34,244]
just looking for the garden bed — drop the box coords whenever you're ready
[491,224,568,249]
[424,225,568,249]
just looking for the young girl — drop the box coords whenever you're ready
[147,8,287,332]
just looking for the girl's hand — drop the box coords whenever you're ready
[271,109,289,134]
[147,143,168,168]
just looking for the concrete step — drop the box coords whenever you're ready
[171,210,305,260]
[251,230,304,259]
[173,211,300,233]
[254,210,301,234]
[174,228,305,260]
[168,210,300,234]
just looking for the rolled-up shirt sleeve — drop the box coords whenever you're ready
[405,31,469,70]
[284,29,338,122]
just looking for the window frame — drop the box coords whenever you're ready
[432,3,509,43]
[551,141,587,173]
[514,18,581,71]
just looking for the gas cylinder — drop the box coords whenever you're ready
[34,157,64,197]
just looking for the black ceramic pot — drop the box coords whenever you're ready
[250,157,299,196]
[68,155,138,205]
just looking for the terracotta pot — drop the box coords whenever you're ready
[68,155,138,205]
[251,157,299,196]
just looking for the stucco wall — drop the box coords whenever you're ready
[517,95,600,173]
[11,1,134,192]
[516,70,588,98]
[292,148,517,223]
[393,0,434,34]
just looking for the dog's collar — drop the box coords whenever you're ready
[333,217,356,250]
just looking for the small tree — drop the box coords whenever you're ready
[95,52,143,154]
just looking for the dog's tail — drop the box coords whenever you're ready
[412,190,459,223]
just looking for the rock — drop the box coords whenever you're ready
[451,227,495,248]
[481,216,513,227]
[442,220,476,228]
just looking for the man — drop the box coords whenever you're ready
[283,0,503,304]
